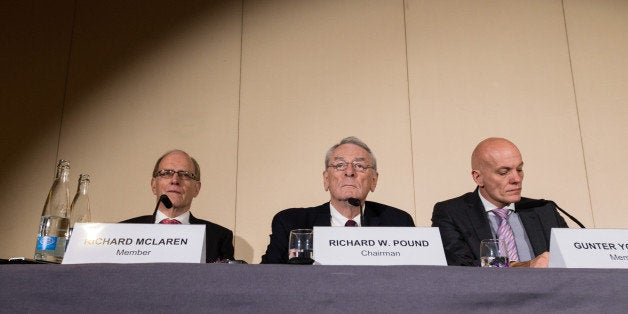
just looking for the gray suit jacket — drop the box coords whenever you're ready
[431,189,568,266]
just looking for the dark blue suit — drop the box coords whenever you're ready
[431,189,568,266]
[261,201,415,264]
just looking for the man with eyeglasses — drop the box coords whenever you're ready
[121,149,234,262]
[261,137,415,264]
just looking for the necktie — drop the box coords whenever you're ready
[159,218,181,224]
[345,220,357,227]
[492,208,519,262]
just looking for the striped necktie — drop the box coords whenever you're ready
[492,208,519,262]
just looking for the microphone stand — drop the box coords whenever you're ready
[153,194,173,214]
[348,198,363,226]
[517,199,585,228]
[553,201,585,228]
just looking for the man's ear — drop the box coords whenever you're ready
[323,170,330,191]
[471,170,483,187]
[192,181,201,197]
[370,171,379,192]
[151,178,158,195]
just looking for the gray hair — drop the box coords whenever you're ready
[325,136,377,171]
[152,149,201,181]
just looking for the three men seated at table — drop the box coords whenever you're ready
[119,137,569,267]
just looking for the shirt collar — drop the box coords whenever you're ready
[154,210,191,224]
[329,202,361,227]
[478,190,515,213]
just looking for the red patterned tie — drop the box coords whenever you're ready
[345,220,357,227]
[159,219,181,224]
[492,208,519,262]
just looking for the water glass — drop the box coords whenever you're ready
[480,239,509,267]
[288,229,314,265]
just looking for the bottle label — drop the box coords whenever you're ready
[36,236,57,251]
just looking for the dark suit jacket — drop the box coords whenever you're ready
[261,201,415,264]
[120,211,234,263]
[431,189,568,266]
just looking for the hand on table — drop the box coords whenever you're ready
[509,252,549,268]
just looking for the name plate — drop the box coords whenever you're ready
[313,227,447,265]
[62,223,206,264]
[549,228,628,268]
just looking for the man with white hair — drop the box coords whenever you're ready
[262,137,415,264]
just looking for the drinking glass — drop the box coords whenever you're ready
[288,229,314,265]
[480,239,509,267]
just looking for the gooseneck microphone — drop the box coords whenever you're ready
[348,198,360,207]
[347,198,364,226]
[160,194,173,209]
[154,194,173,213]
[516,199,585,228]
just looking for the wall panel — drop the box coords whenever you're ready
[0,1,75,258]
[565,0,628,228]
[405,0,592,227]
[57,0,243,252]
[237,0,413,262]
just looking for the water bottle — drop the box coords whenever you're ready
[34,160,71,263]
[68,174,92,242]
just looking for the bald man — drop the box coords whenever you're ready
[431,138,567,268]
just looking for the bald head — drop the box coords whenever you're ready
[471,137,524,208]
[471,138,520,170]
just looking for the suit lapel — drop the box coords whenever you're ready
[518,209,547,255]
[465,191,493,243]
[364,203,381,226]
[312,203,332,227]
[189,212,199,224]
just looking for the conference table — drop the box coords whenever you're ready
[1,263,626,313]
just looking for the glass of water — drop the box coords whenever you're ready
[288,229,314,265]
[480,239,509,267]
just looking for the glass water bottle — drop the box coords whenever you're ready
[68,173,92,242]
[34,160,71,263]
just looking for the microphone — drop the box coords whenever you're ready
[348,198,360,207]
[160,194,173,209]
[347,198,364,226]
[154,194,173,213]
[516,198,585,228]
[515,199,549,210]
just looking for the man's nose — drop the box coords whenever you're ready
[170,173,181,184]
[510,172,522,183]
[344,164,356,176]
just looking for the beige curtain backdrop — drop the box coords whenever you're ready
[1,0,627,263]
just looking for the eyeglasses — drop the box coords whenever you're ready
[153,169,199,181]
[327,161,373,173]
